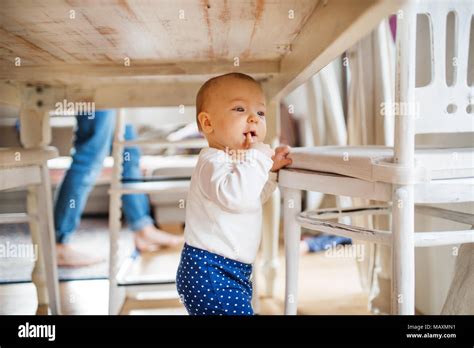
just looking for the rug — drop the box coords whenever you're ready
[0,217,134,284]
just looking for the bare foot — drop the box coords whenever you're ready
[56,243,105,267]
[134,224,184,252]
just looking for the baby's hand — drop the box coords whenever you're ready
[270,145,292,172]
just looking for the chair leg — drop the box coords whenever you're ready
[108,109,126,315]
[282,187,302,315]
[35,165,61,315]
[108,191,126,315]
[391,185,415,315]
[27,186,49,313]
[261,188,280,298]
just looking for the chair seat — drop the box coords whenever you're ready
[144,155,197,177]
[0,146,59,168]
[147,157,195,204]
[287,146,474,184]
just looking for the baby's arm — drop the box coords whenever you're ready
[248,142,292,204]
[260,145,292,203]
[260,172,278,204]
[248,141,292,173]
[198,149,273,213]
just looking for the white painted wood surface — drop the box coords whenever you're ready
[35,164,62,315]
[282,187,301,315]
[0,156,61,314]
[1,0,401,148]
[0,0,407,315]
[0,213,31,224]
[261,99,281,298]
[279,168,393,201]
[413,0,474,134]
[415,205,474,226]
[108,109,127,315]
[279,0,474,315]
[297,213,393,246]
[107,109,210,314]
[261,188,281,298]
[391,185,415,314]
[0,166,41,191]
[302,205,390,220]
[0,0,318,79]
[414,230,474,247]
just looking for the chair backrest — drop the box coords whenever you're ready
[414,0,473,134]
[394,0,473,164]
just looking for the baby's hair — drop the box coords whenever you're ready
[195,72,261,132]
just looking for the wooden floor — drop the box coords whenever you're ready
[0,243,371,315]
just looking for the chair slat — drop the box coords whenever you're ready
[413,1,474,134]
[456,11,472,86]
[430,7,447,85]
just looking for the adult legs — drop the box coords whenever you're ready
[54,110,115,266]
[120,125,183,251]
[54,111,182,267]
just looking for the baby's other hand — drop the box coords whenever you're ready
[271,145,292,172]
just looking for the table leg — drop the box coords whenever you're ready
[19,85,51,148]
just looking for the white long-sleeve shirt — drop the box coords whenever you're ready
[184,147,277,264]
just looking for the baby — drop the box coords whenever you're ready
[176,72,292,315]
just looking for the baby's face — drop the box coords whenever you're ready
[200,77,267,151]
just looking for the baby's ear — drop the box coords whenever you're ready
[198,112,213,134]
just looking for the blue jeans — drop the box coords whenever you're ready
[54,110,154,244]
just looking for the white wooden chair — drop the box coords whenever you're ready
[0,0,434,315]
[0,146,61,314]
[279,0,474,315]
[107,109,207,314]
[107,111,278,314]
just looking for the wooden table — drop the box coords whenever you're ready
[0,0,404,314]
[0,0,403,147]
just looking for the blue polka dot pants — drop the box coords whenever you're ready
[176,243,254,315]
